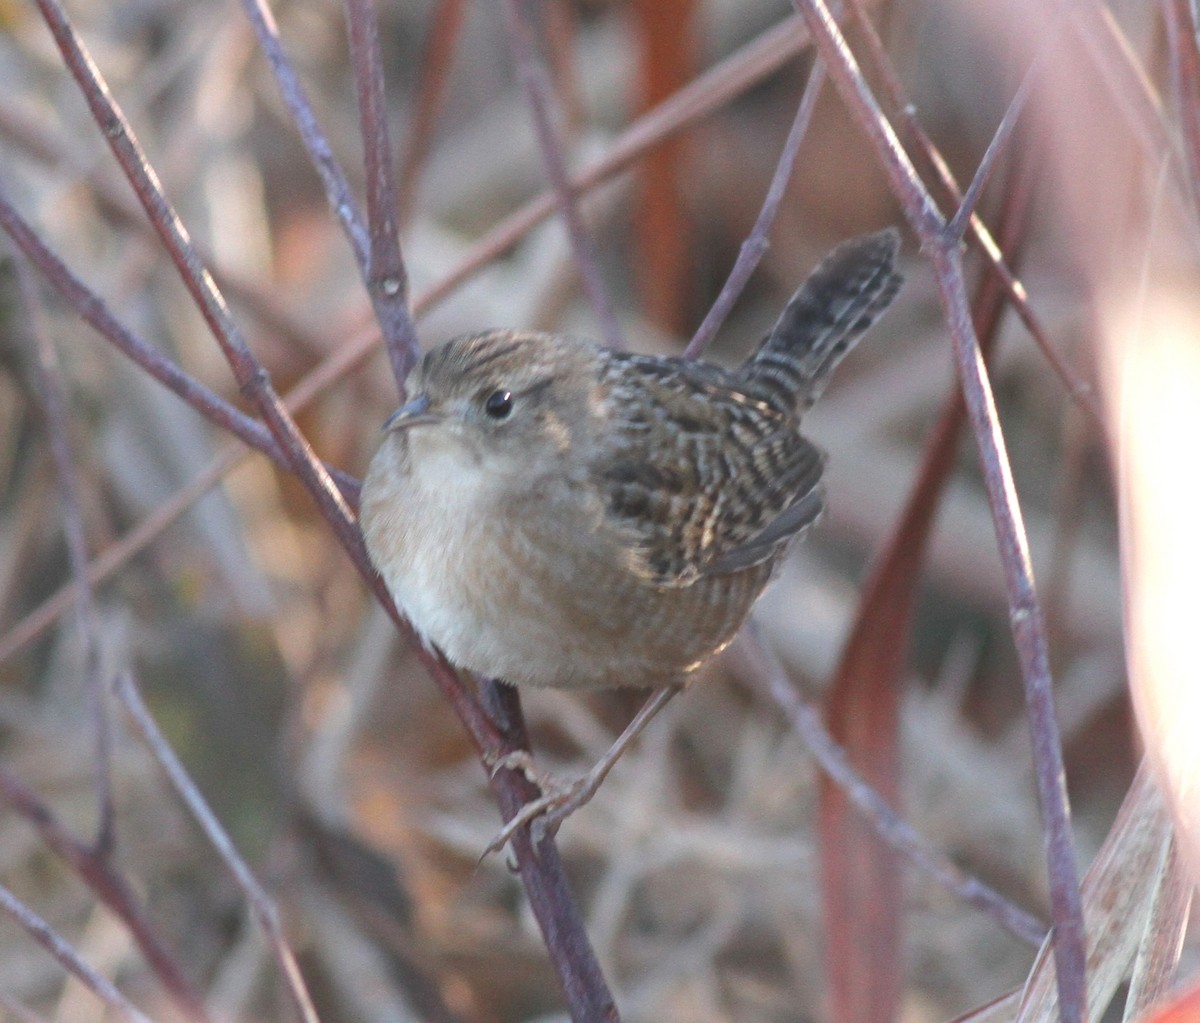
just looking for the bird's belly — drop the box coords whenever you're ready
[362,444,769,689]
[389,513,653,688]
[396,525,767,689]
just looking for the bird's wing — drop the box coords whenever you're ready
[592,354,826,586]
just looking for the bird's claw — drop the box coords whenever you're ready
[485,749,549,789]
[483,772,599,857]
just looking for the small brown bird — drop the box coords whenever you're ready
[361,230,902,694]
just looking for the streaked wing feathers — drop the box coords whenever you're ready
[594,353,825,586]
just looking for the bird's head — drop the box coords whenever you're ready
[380,330,606,476]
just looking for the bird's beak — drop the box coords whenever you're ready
[382,394,442,432]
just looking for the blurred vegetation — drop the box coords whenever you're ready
[0,1,1191,1021]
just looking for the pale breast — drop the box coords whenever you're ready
[362,432,511,662]
[361,431,775,689]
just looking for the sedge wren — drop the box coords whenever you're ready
[361,230,902,693]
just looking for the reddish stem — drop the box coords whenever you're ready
[342,0,421,386]
[790,1,1088,1019]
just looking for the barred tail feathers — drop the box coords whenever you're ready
[741,229,902,412]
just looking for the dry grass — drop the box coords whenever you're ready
[0,1,1195,1021]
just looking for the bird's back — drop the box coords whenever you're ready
[590,231,900,589]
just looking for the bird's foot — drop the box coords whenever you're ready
[482,757,607,857]
[481,686,683,857]
[484,749,556,793]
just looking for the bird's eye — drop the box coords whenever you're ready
[483,389,514,420]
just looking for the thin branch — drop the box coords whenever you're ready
[0,393,339,665]
[791,2,939,235]
[844,0,1105,426]
[945,23,1059,241]
[114,672,321,1023]
[684,59,826,358]
[0,883,156,1023]
[817,140,1040,1019]
[790,1,1088,1018]
[479,682,621,1022]
[501,0,624,349]
[1067,0,1200,243]
[36,0,366,572]
[0,96,334,361]
[342,0,421,386]
[413,17,815,321]
[0,768,211,1023]
[0,178,360,502]
[12,259,115,856]
[746,631,1046,946]
[238,0,369,267]
[0,181,277,473]
[930,241,1087,1023]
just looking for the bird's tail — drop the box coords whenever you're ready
[739,229,902,413]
